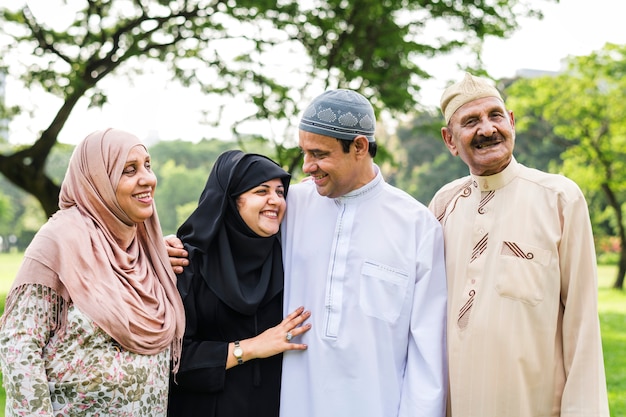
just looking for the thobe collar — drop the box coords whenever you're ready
[335,164,383,204]
[471,156,520,191]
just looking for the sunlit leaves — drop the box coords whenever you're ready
[0,0,553,219]
[506,43,626,287]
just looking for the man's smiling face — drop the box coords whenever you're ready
[441,96,516,176]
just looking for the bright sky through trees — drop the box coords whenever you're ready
[7,0,626,145]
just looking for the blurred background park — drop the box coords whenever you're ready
[0,0,625,415]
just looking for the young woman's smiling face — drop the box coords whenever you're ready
[115,145,157,224]
[236,178,286,237]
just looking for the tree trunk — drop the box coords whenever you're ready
[0,89,86,218]
[601,183,626,289]
[614,244,626,290]
[0,152,61,218]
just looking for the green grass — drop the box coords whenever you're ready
[0,251,22,417]
[597,265,626,416]
[0,253,623,415]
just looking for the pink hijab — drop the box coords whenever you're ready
[3,128,184,370]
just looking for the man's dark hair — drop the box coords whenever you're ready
[338,138,377,158]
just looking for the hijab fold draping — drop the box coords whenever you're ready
[176,150,290,315]
[2,128,185,371]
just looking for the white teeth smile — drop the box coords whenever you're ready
[135,192,151,199]
[262,211,278,218]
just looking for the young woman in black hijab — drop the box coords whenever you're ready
[167,150,311,417]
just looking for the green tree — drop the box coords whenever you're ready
[0,190,14,243]
[0,143,74,249]
[389,110,467,205]
[149,139,233,171]
[506,43,626,289]
[154,160,211,236]
[0,0,554,218]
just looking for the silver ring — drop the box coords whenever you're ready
[286,331,293,341]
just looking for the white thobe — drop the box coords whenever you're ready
[280,167,447,417]
[429,157,609,417]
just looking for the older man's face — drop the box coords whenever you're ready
[441,96,516,176]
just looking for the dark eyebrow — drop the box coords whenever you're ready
[258,183,285,189]
[302,146,327,153]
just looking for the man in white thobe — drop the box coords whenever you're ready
[279,89,447,417]
[166,89,448,416]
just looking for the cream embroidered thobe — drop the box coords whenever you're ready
[429,157,609,417]
[280,168,448,417]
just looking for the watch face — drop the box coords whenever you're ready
[234,341,243,364]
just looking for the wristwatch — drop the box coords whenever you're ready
[233,341,244,365]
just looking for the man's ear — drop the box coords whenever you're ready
[441,127,458,156]
[353,135,369,157]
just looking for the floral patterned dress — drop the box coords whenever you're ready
[0,284,171,417]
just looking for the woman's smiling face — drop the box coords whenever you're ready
[115,145,157,224]
[236,178,286,237]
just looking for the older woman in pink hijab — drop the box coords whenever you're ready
[0,128,185,416]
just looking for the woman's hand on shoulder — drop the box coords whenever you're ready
[164,234,189,274]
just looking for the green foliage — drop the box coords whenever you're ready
[597,265,626,416]
[597,251,620,266]
[505,44,626,288]
[0,0,554,218]
[0,143,73,250]
[154,160,211,236]
[0,174,47,250]
[149,139,234,170]
[44,143,74,183]
[388,110,467,204]
[175,202,199,233]
[0,192,13,232]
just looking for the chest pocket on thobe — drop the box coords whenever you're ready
[359,260,410,322]
[496,240,552,306]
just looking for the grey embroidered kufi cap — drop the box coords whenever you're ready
[299,89,376,142]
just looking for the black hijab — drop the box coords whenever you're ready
[177,150,291,315]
